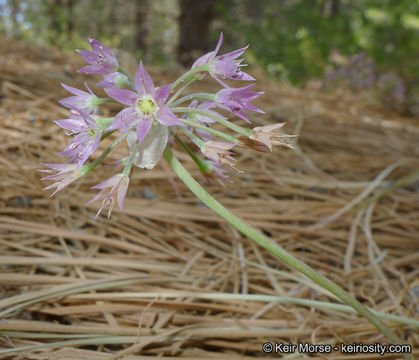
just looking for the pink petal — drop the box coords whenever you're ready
[86,189,104,205]
[61,83,87,96]
[105,88,138,106]
[88,38,117,66]
[247,105,264,114]
[117,177,129,210]
[135,61,154,96]
[91,174,120,190]
[192,51,215,68]
[233,71,255,81]
[77,65,105,75]
[212,141,236,150]
[109,107,139,132]
[217,46,247,61]
[156,105,183,126]
[214,32,224,55]
[136,116,153,144]
[54,119,86,132]
[76,49,96,64]
[191,32,223,69]
[82,112,98,129]
[154,84,171,104]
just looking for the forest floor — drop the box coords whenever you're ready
[0,36,418,359]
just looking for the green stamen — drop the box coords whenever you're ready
[137,98,155,116]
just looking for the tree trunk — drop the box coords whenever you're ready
[66,0,75,40]
[48,0,63,43]
[177,0,217,67]
[330,0,340,17]
[134,0,149,57]
[9,0,20,37]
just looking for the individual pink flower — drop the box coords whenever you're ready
[77,38,118,75]
[201,140,237,169]
[55,108,101,168]
[86,174,130,218]
[97,72,129,89]
[215,84,264,123]
[105,62,183,145]
[246,123,296,151]
[202,160,233,187]
[192,32,254,84]
[40,163,84,196]
[59,83,100,114]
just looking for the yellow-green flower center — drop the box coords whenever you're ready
[137,97,155,116]
[87,128,95,137]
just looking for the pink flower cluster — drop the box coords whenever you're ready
[42,35,294,217]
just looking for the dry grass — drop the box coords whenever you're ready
[0,36,418,359]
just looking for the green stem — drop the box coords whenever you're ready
[179,117,238,144]
[174,133,208,173]
[97,117,115,132]
[122,141,139,176]
[180,127,205,148]
[96,97,114,105]
[100,129,116,141]
[85,132,129,173]
[166,77,197,105]
[172,107,251,137]
[163,147,411,357]
[170,93,216,107]
[117,66,134,82]
[171,65,209,90]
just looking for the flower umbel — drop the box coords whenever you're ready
[43,34,294,216]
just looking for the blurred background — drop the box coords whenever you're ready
[0,0,418,115]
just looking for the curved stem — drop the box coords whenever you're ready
[172,107,251,137]
[179,117,238,144]
[169,93,216,107]
[97,117,115,132]
[86,132,129,173]
[117,66,134,82]
[122,141,139,176]
[171,65,209,90]
[100,129,117,141]
[180,127,205,148]
[174,133,208,173]
[166,77,196,105]
[163,147,411,357]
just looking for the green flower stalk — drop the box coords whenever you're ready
[163,147,408,354]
